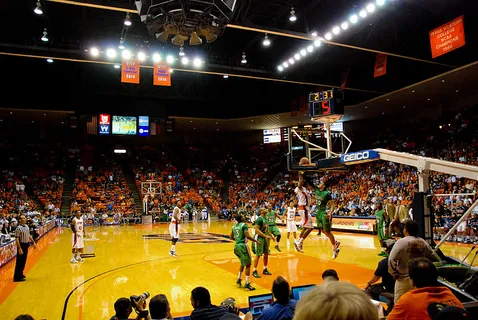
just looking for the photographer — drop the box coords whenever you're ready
[111,295,151,320]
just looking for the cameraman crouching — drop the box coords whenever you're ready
[111,296,151,320]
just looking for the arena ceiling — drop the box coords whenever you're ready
[0,0,476,121]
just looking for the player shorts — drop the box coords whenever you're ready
[72,233,84,249]
[298,208,314,229]
[169,223,180,239]
[234,243,252,266]
[268,226,281,237]
[377,227,389,243]
[316,213,332,232]
[286,220,297,233]
[252,235,270,256]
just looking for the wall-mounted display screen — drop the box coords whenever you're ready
[112,116,137,135]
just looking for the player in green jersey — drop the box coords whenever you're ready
[375,203,389,257]
[266,204,282,252]
[252,209,273,278]
[314,181,340,259]
[230,214,258,290]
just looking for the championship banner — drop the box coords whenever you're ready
[121,59,140,84]
[373,54,387,78]
[153,63,171,86]
[429,15,465,59]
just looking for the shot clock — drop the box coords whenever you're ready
[309,88,344,122]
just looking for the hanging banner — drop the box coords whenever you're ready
[373,54,387,78]
[121,59,140,84]
[153,63,171,86]
[429,15,465,59]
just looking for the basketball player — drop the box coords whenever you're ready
[252,209,273,278]
[286,200,298,246]
[266,204,282,252]
[314,181,340,259]
[230,214,258,290]
[294,172,313,253]
[169,202,182,257]
[71,211,86,263]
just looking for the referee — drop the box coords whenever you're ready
[14,215,36,282]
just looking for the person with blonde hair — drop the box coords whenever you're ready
[294,281,378,320]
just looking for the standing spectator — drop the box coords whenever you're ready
[13,215,36,282]
[190,287,228,320]
[388,258,465,320]
[258,276,297,320]
[388,220,435,303]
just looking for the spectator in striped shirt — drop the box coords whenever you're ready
[14,215,36,282]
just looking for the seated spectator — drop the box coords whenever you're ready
[321,269,339,281]
[258,276,296,320]
[294,281,378,320]
[387,257,464,320]
[220,297,252,320]
[190,287,228,320]
[2,220,13,235]
[15,316,34,320]
[111,297,150,320]
[149,294,171,320]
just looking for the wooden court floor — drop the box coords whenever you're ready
[0,221,476,320]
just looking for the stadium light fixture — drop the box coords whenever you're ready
[166,55,175,64]
[41,29,48,42]
[311,31,318,37]
[288,58,294,64]
[181,57,189,65]
[277,66,283,72]
[324,32,332,40]
[106,48,117,59]
[90,47,99,57]
[124,14,132,26]
[359,10,367,18]
[179,46,185,56]
[332,26,340,35]
[307,45,313,53]
[114,64,120,69]
[289,8,297,22]
[314,39,321,47]
[341,22,349,30]
[34,1,43,15]
[283,62,289,68]
[294,53,301,60]
[376,0,385,6]
[137,52,146,61]
[118,39,125,50]
[46,58,53,63]
[193,57,202,67]
[114,149,127,154]
[122,50,131,60]
[241,53,247,64]
[262,34,271,47]
[169,68,173,73]
[350,14,358,24]
[152,53,161,63]
[300,49,307,56]
[223,75,229,78]
[366,3,376,13]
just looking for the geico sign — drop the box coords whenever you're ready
[343,151,369,162]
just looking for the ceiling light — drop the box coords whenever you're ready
[169,68,173,73]
[324,33,332,40]
[359,10,367,18]
[114,149,127,154]
[193,57,202,67]
[90,47,99,57]
[441,79,445,83]
[152,53,161,63]
[288,58,294,64]
[427,98,430,101]
[366,3,376,13]
[386,98,390,101]
[376,0,385,6]
[34,1,43,15]
[277,66,283,72]
[137,52,146,61]
[223,75,229,78]
[283,62,289,68]
[341,22,349,30]
[300,49,307,56]
[350,14,358,23]
[106,48,116,58]
[46,58,53,63]
[179,46,185,56]
[122,50,131,60]
[311,31,318,37]
[118,39,125,50]
[124,14,132,26]
[289,7,297,22]
[307,45,313,52]
[456,89,459,92]
[241,53,247,64]
[262,34,271,46]
[294,53,301,60]
[181,57,189,65]
[114,64,120,69]
[332,26,340,35]
[314,40,321,47]
[166,55,175,64]
[412,90,415,93]
[41,29,48,42]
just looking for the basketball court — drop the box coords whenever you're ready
[0,222,475,320]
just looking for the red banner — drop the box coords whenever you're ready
[121,59,140,84]
[374,54,387,78]
[429,15,465,59]
[153,63,171,86]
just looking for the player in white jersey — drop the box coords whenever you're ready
[286,200,298,246]
[169,202,182,257]
[71,211,86,263]
[294,171,313,253]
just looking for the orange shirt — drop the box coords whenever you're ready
[388,286,463,320]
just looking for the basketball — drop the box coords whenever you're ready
[299,157,310,165]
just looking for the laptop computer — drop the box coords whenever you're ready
[248,293,274,318]
[291,284,315,300]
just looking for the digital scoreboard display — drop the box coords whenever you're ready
[263,129,281,144]
[309,89,344,122]
[309,90,334,103]
[112,116,137,135]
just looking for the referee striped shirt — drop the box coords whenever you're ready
[15,225,30,243]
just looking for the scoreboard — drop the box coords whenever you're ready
[263,128,289,144]
[309,88,344,122]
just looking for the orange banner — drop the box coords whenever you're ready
[153,63,171,86]
[374,54,387,78]
[121,59,140,84]
[429,15,465,59]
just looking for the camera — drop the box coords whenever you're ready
[130,292,150,304]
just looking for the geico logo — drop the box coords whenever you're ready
[343,151,369,162]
